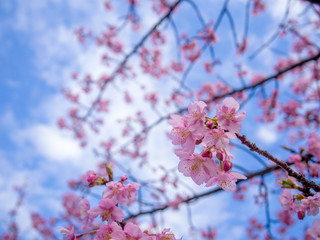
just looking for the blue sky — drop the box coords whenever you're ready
[0,0,318,239]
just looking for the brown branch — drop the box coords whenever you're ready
[176,51,320,115]
[125,162,291,220]
[205,51,320,104]
[109,51,320,163]
[236,133,320,193]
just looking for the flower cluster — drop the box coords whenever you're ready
[279,189,320,220]
[169,97,247,192]
[60,169,180,240]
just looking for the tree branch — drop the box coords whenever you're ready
[236,133,320,193]
[125,162,291,220]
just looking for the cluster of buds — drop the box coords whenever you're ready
[169,97,247,192]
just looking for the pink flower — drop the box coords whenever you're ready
[174,148,192,161]
[88,198,124,223]
[79,199,90,229]
[186,100,208,140]
[252,0,265,15]
[305,219,320,240]
[171,61,184,72]
[111,222,152,240]
[103,181,124,201]
[156,228,180,240]
[201,227,217,239]
[205,171,247,192]
[203,127,235,149]
[103,181,140,206]
[168,194,184,210]
[178,153,218,185]
[58,226,76,240]
[251,73,265,85]
[277,210,295,226]
[288,154,306,173]
[308,133,320,161]
[123,182,140,206]
[278,189,297,214]
[301,193,320,216]
[85,170,98,183]
[169,114,195,152]
[96,222,123,240]
[216,97,246,133]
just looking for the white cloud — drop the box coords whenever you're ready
[256,125,278,144]
[14,124,82,164]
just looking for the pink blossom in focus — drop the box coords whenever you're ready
[205,171,247,192]
[186,100,208,139]
[216,97,246,133]
[178,153,218,185]
[169,114,195,152]
[203,127,235,149]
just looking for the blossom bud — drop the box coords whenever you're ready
[297,210,305,220]
[105,163,113,182]
[86,170,98,184]
[206,120,214,129]
[121,175,128,182]
[216,150,224,161]
[119,175,128,184]
[223,159,233,172]
[201,149,212,158]
[277,178,298,189]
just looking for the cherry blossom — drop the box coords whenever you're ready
[305,219,320,240]
[58,226,76,240]
[278,190,297,214]
[216,97,246,133]
[301,193,320,216]
[205,171,247,192]
[169,114,196,152]
[202,127,235,149]
[111,222,152,240]
[88,198,124,223]
[103,181,140,206]
[96,222,123,240]
[185,100,208,139]
[178,153,218,185]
